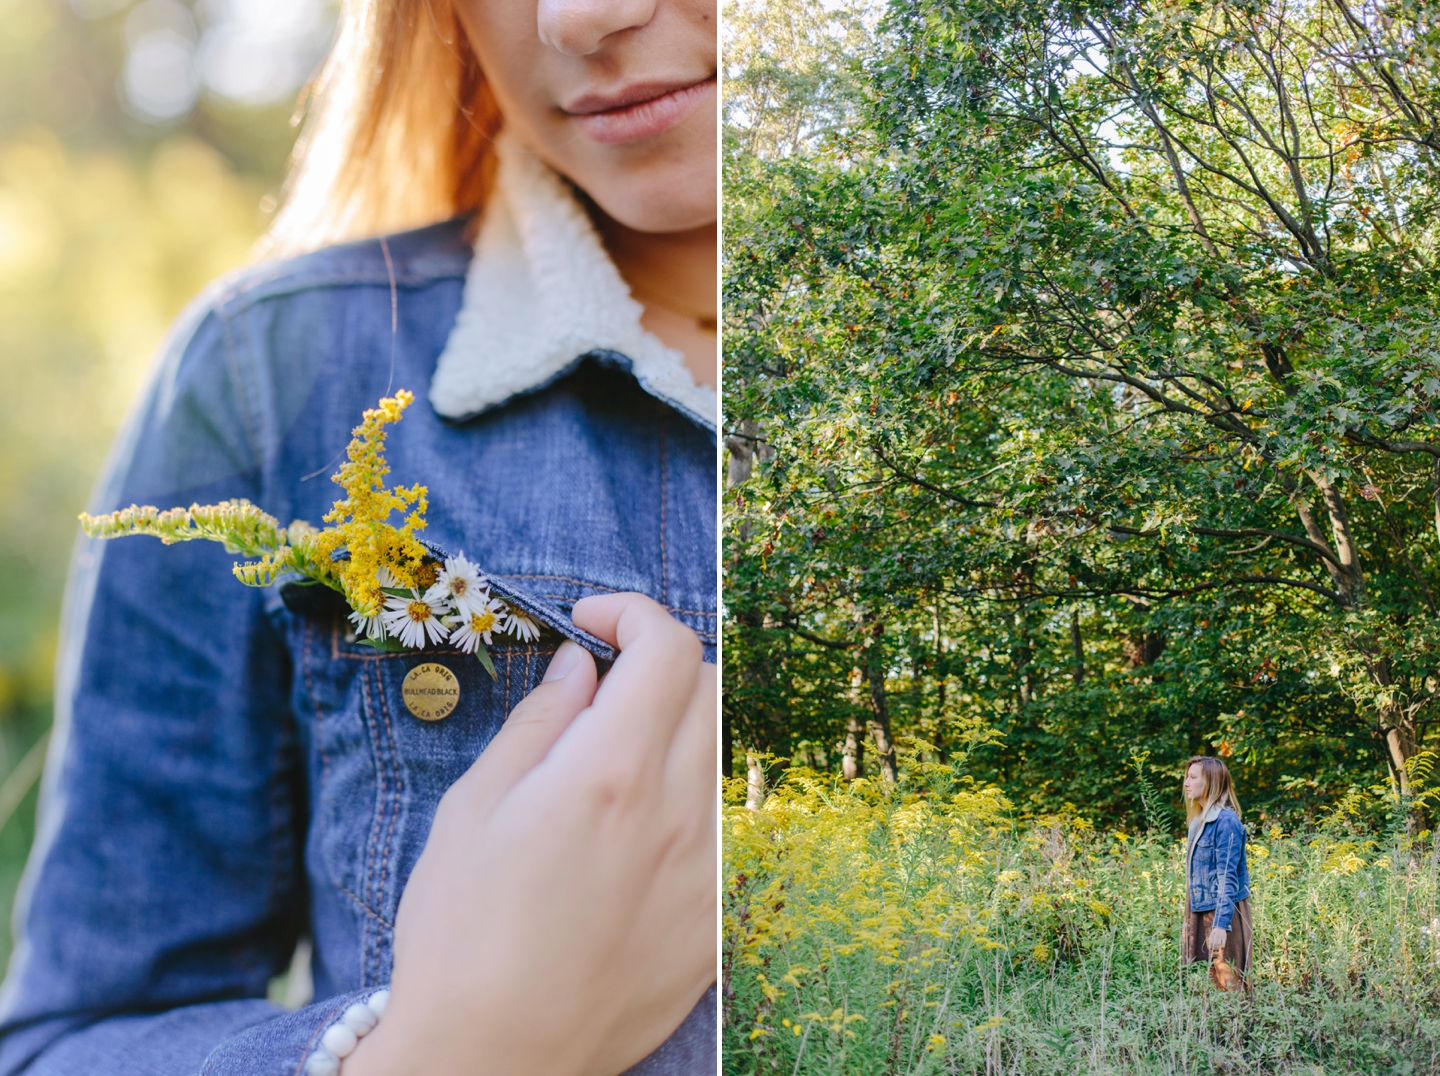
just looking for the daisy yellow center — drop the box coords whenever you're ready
[451,578,469,596]
[406,600,433,622]
[471,611,496,633]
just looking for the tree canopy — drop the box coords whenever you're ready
[724,0,1440,824]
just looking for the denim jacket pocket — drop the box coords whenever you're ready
[286,577,599,989]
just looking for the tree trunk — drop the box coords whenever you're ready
[934,597,948,763]
[1298,475,1365,608]
[842,666,866,779]
[865,622,898,785]
[1013,605,1034,708]
[842,714,865,779]
[1070,608,1085,685]
[1369,655,1417,799]
[725,420,760,489]
[1432,457,1440,547]
[745,753,766,811]
[726,422,770,794]
[1384,720,1415,799]
[1123,631,1166,668]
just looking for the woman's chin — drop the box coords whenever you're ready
[585,168,717,234]
[515,122,715,234]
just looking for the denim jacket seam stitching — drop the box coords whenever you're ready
[535,592,715,620]
[330,619,557,661]
[213,266,468,325]
[336,878,394,929]
[288,996,352,1076]
[507,573,622,592]
[304,630,399,937]
[357,665,397,977]
[369,661,404,983]
[503,575,716,618]
[357,664,380,983]
[303,620,332,790]
[267,708,299,920]
[213,300,265,473]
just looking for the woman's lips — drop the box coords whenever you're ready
[565,78,715,145]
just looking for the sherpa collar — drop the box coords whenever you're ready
[429,132,717,433]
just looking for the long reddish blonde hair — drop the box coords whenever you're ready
[1184,756,1243,823]
[264,0,502,257]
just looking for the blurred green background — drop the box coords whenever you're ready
[0,0,334,965]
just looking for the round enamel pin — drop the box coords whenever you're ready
[402,662,460,721]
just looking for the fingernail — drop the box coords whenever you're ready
[542,641,586,683]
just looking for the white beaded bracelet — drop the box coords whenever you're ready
[303,988,390,1076]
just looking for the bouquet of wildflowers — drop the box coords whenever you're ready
[80,390,541,679]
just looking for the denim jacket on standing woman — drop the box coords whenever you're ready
[1186,804,1251,932]
[0,138,718,1076]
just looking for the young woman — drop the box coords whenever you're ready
[1181,756,1253,986]
[0,0,717,1074]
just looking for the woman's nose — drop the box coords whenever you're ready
[537,0,657,55]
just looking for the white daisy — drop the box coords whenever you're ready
[450,602,504,653]
[426,555,489,617]
[381,591,450,649]
[348,607,386,641]
[347,564,405,640]
[505,610,542,643]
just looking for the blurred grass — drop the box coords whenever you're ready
[0,0,303,966]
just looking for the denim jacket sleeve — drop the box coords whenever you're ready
[0,292,342,1075]
[1210,813,1245,932]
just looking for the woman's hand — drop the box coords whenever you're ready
[1207,926,1228,953]
[344,593,716,1076]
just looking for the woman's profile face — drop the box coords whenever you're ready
[455,0,716,234]
[1183,763,1206,804]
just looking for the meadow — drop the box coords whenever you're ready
[724,768,1440,1076]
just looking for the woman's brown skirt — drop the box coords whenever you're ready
[1182,896,1253,980]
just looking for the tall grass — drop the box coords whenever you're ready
[724,770,1440,1075]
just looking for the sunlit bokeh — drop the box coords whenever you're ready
[0,0,332,964]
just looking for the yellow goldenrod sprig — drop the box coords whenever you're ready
[76,391,534,673]
[80,499,286,559]
[308,389,432,617]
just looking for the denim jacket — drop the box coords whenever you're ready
[1186,806,1250,931]
[0,215,716,1074]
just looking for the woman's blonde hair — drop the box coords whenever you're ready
[1185,756,1243,822]
[263,0,502,257]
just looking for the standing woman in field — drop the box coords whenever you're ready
[1182,756,1253,988]
[0,0,717,1074]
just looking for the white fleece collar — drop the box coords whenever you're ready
[429,133,717,432]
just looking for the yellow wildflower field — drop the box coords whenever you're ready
[724,769,1440,1074]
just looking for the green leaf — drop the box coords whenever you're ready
[475,644,499,681]
[355,636,407,653]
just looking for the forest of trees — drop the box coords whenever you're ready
[723,0,1440,824]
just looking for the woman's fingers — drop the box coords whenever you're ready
[664,658,717,810]
[571,593,702,760]
[450,641,598,818]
